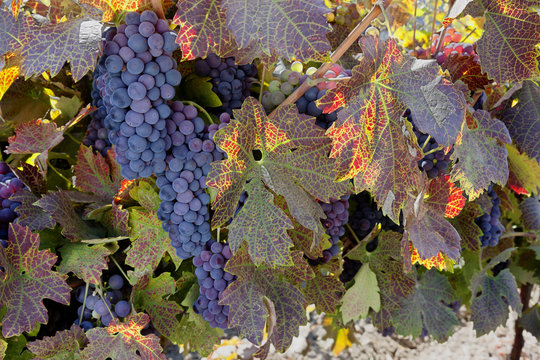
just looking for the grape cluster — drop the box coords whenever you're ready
[326,2,361,26]
[194,54,257,114]
[430,28,479,65]
[474,184,504,247]
[261,61,304,113]
[0,162,24,248]
[349,192,401,241]
[82,66,112,157]
[404,109,452,179]
[192,239,235,329]
[73,274,132,331]
[95,11,181,180]
[156,102,223,260]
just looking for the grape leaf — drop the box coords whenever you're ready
[56,242,110,285]
[410,244,454,271]
[221,0,332,62]
[81,313,166,360]
[501,81,540,162]
[127,207,181,278]
[208,97,350,266]
[0,11,31,54]
[2,334,32,360]
[0,224,71,338]
[220,246,312,352]
[356,231,415,330]
[102,203,130,237]
[403,176,464,262]
[470,269,521,336]
[128,180,160,213]
[78,0,175,22]
[317,37,431,223]
[26,324,87,360]
[393,270,459,341]
[0,66,20,101]
[35,190,95,241]
[466,0,540,83]
[20,16,101,81]
[450,110,511,200]
[131,273,183,342]
[303,270,344,314]
[519,306,540,340]
[441,53,491,91]
[450,202,483,251]
[11,189,55,232]
[10,162,46,195]
[506,144,540,194]
[73,145,122,203]
[341,263,380,324]
[520,196,540,231]
[6,120,65,172]
[0,338,5,359]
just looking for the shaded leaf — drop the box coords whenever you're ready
[56,242,110,285]
[441,53,490,91]
[10,162,46,195]
[506,144,540,195]
[26,324,87,360]
[393,270,459,341]
[102,203,130,237]
[11,189,55,232]
[450,201,483,251]
[82,313,166,360]
[450,110,511,200]
[519,305,540,340]
[0,339,5,359]
[303,271,344,314]
[341,263,380,323]
[0,224,71,338]
[520,196,540,231]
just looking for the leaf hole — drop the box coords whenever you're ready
[252,149,263,161]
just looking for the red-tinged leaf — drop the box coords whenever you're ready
[56,242,110,285]
[102,203,130,237]
[25,0,80,24]
[501,80,540,162]
[426,176,466,219]
[79,0,175,22]
[520,196,540,231]
[221,0,332,63]
[410,243,452,271]
[82,313,166,360]
[221,246,311,351]
[132,273,183,342]
[303,271,344,314]
[6,119,64,171]
[470,269,521,336]
[450,201,483,251]
[466,0,540,83]
[128,180,160,213]
[0,66,19,101]
[208,97,350,266]
[441,53,491,91]
[35,190,95,241]
[393,270,459,341]
[20,16,101,81]
[506,144,540,195]
[0,224,71,338]
[11,189,55,232]
[0,11,31,53]
[26,324,87,359]
[74,145,122,202]
[127,208,181,278]
[450,110,511,200]
[10,162,46,195]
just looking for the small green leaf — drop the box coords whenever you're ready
[341,263,380,323]
[178,74,222,107]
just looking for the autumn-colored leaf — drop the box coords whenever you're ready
[26,324,87,360]
[9,162,46,195]
[506,144,540,194]
[79,0,175,22]
[0,66,19,101]
[450,201,483,251]
[11,189,55,232]
[82,313,166,360]
[102,203,130,237]
[0,224,71,338]
[520,196,540,232]
[303,271,344,314]
[441,53,490,91]
[450,110,511,200]
[56,242,110,285]
[0,11,31,54]
[410,243,453,271]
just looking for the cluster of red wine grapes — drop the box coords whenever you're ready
[430,28,478,65]
[193,239,235,329]
[261,62,304,113]
[474,184,504,247]
[83,65,112,157]
[0,162,24,248]
[95,10,181,180]
[156,102,222,259]
[73,274,132,331]
[194,53,257,114]
[404,109,452,179]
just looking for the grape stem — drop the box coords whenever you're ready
[345,223,362,245]
[429,0,440,57]
[79,282,90,325]
[412,0,418,56]
[150,0,166,20]
[499,232,537,240]
[97,279,116,321]
[110,255,132,285]
[259,66,266,103]
[268,0,392,118]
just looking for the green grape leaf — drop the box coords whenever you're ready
[404,176,464,262]
[81,313,166,360]
[303,271,344,314]
[450,202,483,251]
[128,180,161,213]
[520,196,540,231]
[20,16,101,81]
[11,189,55,232]
[450,110,511,200]
[519,305,540,340]
[73,145,122,203]
[220,245,311,352]
[207,97,350,266]
[102,203,130,237]
[132,273,183,343]
[466,0,540,83]
[126,207,181,279]
[35,190,95,241]
[506,144,540,195]
[393,270,459,341]
[2,334,32,360]
[0,339,5,359]
[341,263,380,324]
[470,269,521,336]
[56,243,110,285]
[177,73,222,108]
[26,324,87,360]
[221,0,332,63]
[501,81,540,162]
[0,224,71,338]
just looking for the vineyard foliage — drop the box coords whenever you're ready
[0,0,539,358]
